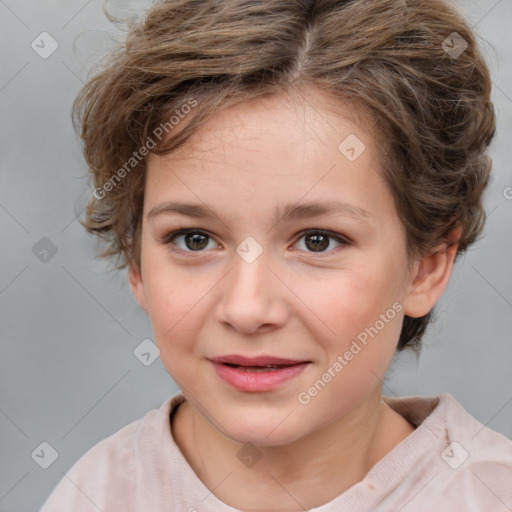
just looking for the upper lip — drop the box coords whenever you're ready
[209,355,309,366]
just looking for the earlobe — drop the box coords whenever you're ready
[128,265,149,314]
[403,226,462,318]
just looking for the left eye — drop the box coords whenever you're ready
[293,229,350,254]
[162,229,350,255]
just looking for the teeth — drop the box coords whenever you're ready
[242,366,281,372]
[224,363,287,371]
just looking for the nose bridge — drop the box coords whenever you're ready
[217,235,287,333]
[228,235,273,301]
[239,243,266,283]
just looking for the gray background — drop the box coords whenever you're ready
[0,0,511,510]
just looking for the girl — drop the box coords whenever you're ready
[41,0,512,510]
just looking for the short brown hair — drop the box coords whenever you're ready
[73,0,496,352]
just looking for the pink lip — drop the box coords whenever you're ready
[209,354,308,366]
[210,361,310,392]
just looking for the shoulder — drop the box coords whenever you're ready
[386,392,512,460]
[387,393,512,511]
[437,393,512,507]
[437,393,512,463]
[39,394,181,512]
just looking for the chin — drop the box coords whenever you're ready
[222,414,306,448]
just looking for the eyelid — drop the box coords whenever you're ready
[297,228,352,246]
[162,228,351,256]
[161,228,218,246]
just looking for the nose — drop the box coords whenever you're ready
[216,247,289,335]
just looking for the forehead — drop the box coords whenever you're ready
[143,90,396,226]
[154,89,377,159]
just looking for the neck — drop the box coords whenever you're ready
[172,388,415,510]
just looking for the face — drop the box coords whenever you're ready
[129,89,428,447]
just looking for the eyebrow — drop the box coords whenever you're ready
[147,200,373,225]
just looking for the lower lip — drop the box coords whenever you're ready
[211,361,309,392]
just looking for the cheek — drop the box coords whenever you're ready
[307,260,405,386]
[140,255,201,349]
[317,265,400,336]
[295,272,403,424]
[144,278,205,382]
[148,286,201,342]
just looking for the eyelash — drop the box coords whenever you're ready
[161,228,351,257]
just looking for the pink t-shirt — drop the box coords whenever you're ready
[39,392,512,511]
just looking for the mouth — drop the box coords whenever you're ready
[208,355,311,392]
[220,362,304,372]
[209,354,310,367]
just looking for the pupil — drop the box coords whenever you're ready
[307,234,328,252]
[186,232,208,250]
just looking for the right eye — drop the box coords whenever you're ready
[163,229,219,254]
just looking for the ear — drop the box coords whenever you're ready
[128,264,149,314]
[403,225,462,318]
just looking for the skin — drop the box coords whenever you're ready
[129,88,460,510]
